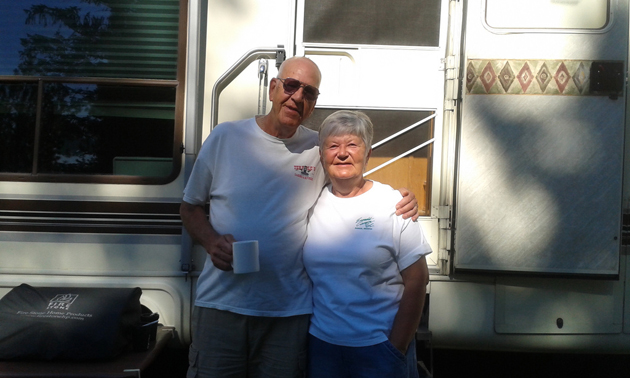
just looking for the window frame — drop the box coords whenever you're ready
[482,0,614,34]
[0,0,187,185]
[298,0,445,51]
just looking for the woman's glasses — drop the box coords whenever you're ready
[276,77,320,101]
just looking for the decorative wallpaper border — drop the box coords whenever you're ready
[466,59,614,96]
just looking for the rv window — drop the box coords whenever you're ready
[0,82,37,173]
[0,0,185,183]
[303,0,441,47]
[485,0,610,30]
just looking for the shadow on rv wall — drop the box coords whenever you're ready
[453,0,628,277]
[455,95,623,275]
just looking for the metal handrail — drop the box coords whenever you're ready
[364,114,436,176]
[364,139,434,177]
[372,114,436,149]
[207,47,285,144]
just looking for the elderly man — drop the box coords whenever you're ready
[180,56,417,378]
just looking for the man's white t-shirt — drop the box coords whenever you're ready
[303,181,432,346]
[183,118,326,317]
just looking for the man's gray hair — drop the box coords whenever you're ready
[319,110,373,157]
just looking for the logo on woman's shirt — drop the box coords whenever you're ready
[355,217,375,230]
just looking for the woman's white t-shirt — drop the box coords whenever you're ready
[303,181,432,347]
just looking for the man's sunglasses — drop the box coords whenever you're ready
[276,77,320,101]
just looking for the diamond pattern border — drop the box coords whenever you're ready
[466,60,605,95]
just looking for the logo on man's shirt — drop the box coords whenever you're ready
[355,217,374,230]
[294,165,316,181]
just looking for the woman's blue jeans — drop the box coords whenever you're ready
[307,334,419,378]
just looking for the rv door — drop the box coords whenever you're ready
[294,0,452,272]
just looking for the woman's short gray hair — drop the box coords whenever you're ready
[318,110,373,155]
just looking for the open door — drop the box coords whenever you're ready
[295,0,451,269]
[454,0,627,275]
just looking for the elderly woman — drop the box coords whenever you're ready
[303,110,432,378]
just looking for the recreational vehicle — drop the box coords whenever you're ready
[1,0,629,359]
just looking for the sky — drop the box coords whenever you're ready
[0,0,109,75]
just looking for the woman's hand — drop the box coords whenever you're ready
[389,257,429,353]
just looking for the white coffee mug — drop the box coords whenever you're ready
[232,240,259,274]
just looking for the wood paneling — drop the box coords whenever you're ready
[366,156,430,215]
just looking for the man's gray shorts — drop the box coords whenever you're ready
[187,306,309,378]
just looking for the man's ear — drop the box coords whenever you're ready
[268,77,278,101]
